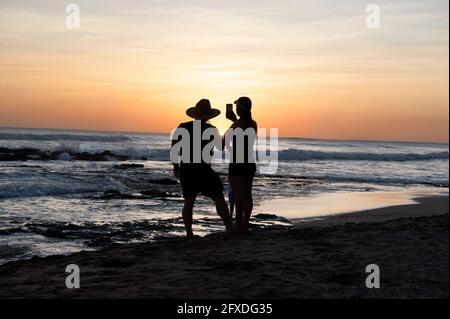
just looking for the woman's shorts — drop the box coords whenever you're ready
[228,163,257,177]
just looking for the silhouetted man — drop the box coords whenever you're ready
[171,99,232,238]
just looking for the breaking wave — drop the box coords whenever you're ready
[277,149,449,162]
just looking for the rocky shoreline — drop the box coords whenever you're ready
[0,147,134,161]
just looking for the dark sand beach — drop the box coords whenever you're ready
[0,195,448,299]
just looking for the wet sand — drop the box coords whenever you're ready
[294,195,449,227]
[0,195,448,298]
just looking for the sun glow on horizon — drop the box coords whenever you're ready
[212,117,230,136]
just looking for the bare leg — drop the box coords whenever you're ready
[229,198,235,220]
[228,178,235,220]
[182,195,196,238]
[230,176,245,232]
[213,196,233,233]
[243,176,254,232]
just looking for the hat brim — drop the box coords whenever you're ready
[186,107,221,120]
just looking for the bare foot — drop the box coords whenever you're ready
[186,232,195,239]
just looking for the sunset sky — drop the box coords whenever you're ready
[0,0,448,142]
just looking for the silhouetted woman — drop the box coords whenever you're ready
[226,97,257,232]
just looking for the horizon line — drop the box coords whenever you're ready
[0,125,448,145]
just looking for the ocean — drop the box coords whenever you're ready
[0,127,448,264]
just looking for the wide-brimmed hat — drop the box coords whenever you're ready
[186,99,221,120]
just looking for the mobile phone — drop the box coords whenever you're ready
[226,104,233,113]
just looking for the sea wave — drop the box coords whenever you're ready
[1,145,448,163]
[0,184,100,199]
[312,174,448,187]
[277,149,449,162]
[254,171,449,188]
[0,132,131,142]
[0,146,170,162]
[112,148,170,160]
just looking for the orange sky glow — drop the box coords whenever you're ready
[0,0,448,143]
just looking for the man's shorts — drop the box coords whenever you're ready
[179,164,224,199]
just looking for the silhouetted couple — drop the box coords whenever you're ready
[171,97,257,238]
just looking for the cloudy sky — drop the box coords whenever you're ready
[0,0,448,142]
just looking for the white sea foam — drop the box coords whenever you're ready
[277,149,449,162]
